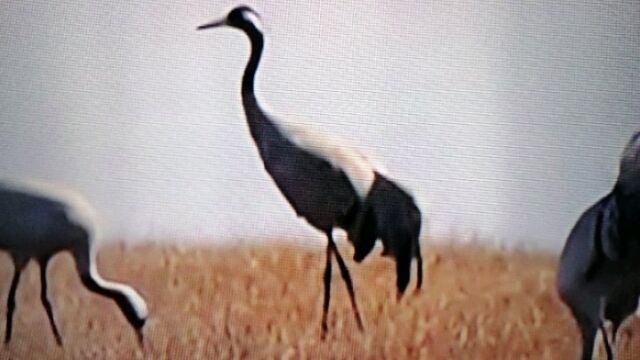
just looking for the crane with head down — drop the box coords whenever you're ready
[0,180,148,345]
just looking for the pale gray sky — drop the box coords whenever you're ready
[1,0,638,251]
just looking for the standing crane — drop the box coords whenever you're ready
[557,131,640,360]
[197,6,423,337]
[0,180,148,345]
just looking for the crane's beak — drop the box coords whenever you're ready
[136,327,144,347]
[197,19,226,30]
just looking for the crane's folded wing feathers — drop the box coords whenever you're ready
[274,119,384,199]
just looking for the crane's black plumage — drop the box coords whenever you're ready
[198,6,423,337]
[557,131,640,360]
[0,181,148,345]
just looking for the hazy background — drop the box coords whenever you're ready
[0,0,637,252]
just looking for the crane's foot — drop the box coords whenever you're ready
[320,322,328,341]
[136,328,144,347]
[53,332,62,347]
[4,321,14,345]
[356,313,364,333]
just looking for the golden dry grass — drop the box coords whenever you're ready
[0,242,638,359]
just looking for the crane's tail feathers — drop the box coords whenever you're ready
[348,206,378,262]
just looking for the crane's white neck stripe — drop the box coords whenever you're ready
[242,11,263,33]
[273,120,384,198]
[89,249,148,319]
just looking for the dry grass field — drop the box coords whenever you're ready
[0,241,638,359]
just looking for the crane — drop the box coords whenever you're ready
[557,131,640,359]
[0,180,148,345]
[197,6,423,337]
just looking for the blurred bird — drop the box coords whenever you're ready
[0,180,148,345]
[557,131,640,360]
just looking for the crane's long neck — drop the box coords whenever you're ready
[241,28,264,114]
[73,231,147,328]
[239,28,289,154]
[616,133,640,236]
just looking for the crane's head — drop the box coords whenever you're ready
[618,130,640,194]
[197,5,263,33]
[119,290,147,346]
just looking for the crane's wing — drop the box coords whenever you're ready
[597,196,621,261]
[276,119,381,198]
[262,140,359,231]
[581,194,620,280]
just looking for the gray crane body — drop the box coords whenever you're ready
[1,183,86,257]
[557,131,640,360]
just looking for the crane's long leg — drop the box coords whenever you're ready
[580,322,598,360]
[598,320,614,360]
[597,297,614,360]
[5,258,27,344]
[328,232,364,332]
[416,252,423,291]
[39,257,62,346]
[320,242,332,340]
